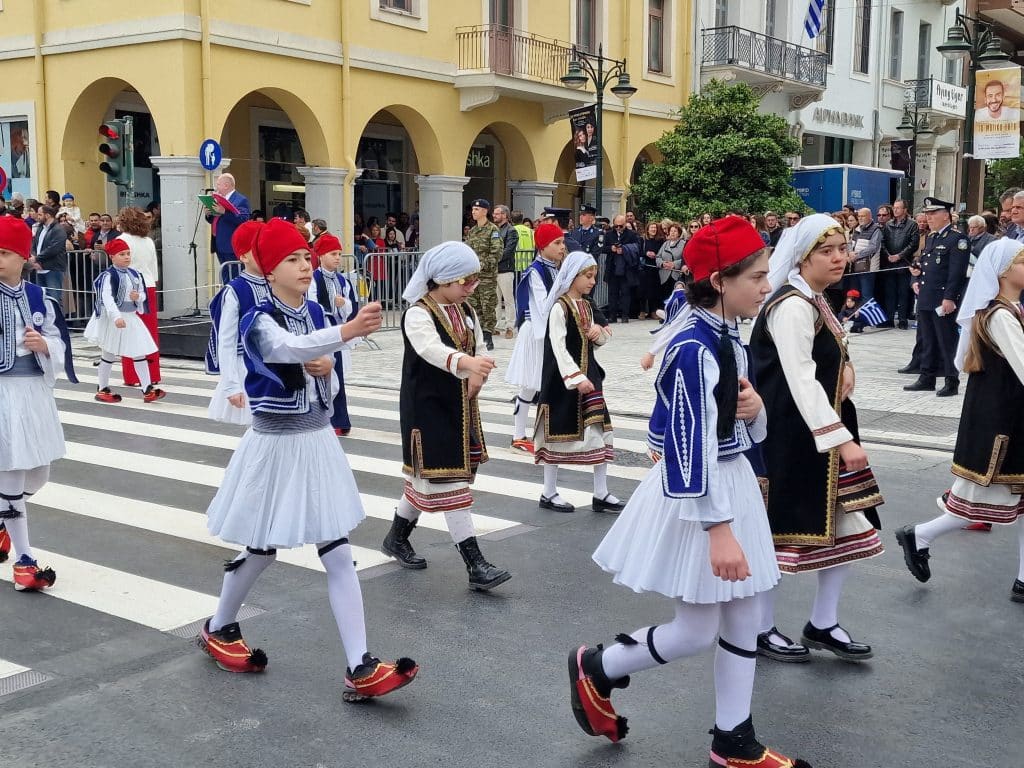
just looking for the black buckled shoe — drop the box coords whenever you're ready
[755,628,810,663]
[936,377,959,397]
[592,494,625,514]
[903,377,936,391]
[1011,579,1024,604]
[455,536,511,591]
[895,525,931,582]
[540,494,575,513]
[381,514,427,569]
[800,623,872,662]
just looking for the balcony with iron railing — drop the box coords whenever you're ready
[701,26,828,106]
[454,24,588,115]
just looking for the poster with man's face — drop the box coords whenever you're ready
[0,119,32,198]
[974,67,1021,160]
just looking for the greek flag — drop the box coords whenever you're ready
[803,0,827,39]
[857,298,888,327]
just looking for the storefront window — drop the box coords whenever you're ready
[355,135,406,232]
[259,125,306,217]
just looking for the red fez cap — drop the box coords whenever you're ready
[231,221,264,258]
[0,216,32,260]
[684,217,766,284]
[254,218,310,275]
[534,222,564,251]
[313,233,343,257]
[105,238,131,257]
[846,289,861,298]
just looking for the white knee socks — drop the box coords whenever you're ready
[593,464,619,504]
[915,512,966,550]
[210,549,276,632]
[715,597,759,731]
[444,509,476,545]
[97,358,114,390]
[396,496,421,522]
[1017,520,1024,582]
[600,601,721,680]
[136,362,151,392]
[543,465,560,500]
[320,542,369,671]
[0,471,32,560]
[810,564,850,642]
[513,389,535,441]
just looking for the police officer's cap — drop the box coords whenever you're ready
[920,197,953,212]
[471,198,491,210]
[596,216,611,225]
[579,204,598,215]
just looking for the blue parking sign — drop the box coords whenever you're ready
[199,139,222,171]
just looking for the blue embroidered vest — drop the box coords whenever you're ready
[515,258,557,328]
[240,296,331,414]
[648,309,756,498]
[0,280,78,382]
[205,272,271,374]
[312,268,358,327]
[92,267,145,317]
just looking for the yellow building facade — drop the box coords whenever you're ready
[0,0,690,312]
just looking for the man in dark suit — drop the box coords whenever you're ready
[601,213,640,323]
[205,173,251,264]
[904,197,970,397]
[30,205,70,302]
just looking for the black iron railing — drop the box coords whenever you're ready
[456,24,574,86]
[701,26,828,88]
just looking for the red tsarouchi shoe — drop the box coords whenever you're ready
[196,619,268,673]
[342,653,418,702]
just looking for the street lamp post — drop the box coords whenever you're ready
[896,100,934,212]
[561,44,637,216]
[937,9,1011,210]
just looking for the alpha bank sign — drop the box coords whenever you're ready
[929,80,968,118]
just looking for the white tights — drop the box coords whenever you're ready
[760,566,853,644]
[0,466,50,561]
[512,389,536,441]
[599,595,760,731]
[916,513,1024,581]
[396,496,476,545]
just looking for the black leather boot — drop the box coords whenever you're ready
[936,377,959,397]
[903,376,935,391]
[381,514,427,569]
[455,537,511,591]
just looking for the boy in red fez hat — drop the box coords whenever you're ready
[200,218,419,701]
[0,215,77,590]
[205,220,269,425]
[84,238,165,403]
[570,220,813,767]
[505,222,568,453]
[308,232,358,434]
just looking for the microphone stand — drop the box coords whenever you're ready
[173,196,209,320]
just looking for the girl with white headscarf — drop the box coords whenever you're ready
[749,214,884,663]
[896,239,1024,602]
[533,251,621,513]
[382,241,512,591]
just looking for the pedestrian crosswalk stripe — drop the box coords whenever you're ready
[56,405,646,482]
[0,659,30,679]
[0,548,221,632]
[62,436,596,510]
[65,376,651,454]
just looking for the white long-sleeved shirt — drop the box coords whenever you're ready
[403,303,484,378]
[547,299,608,390]
[98,269,146,321]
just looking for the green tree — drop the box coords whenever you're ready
[631,80,808,222]
[984,140,1024,210]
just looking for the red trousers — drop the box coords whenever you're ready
[122,285,162,385]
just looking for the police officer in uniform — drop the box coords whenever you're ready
[565,204,602,256]
[904,197,971,397]
[465,198,502,351]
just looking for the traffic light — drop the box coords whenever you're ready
[98,120,130,187]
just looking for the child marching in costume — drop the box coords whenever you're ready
[506,222,567,453]
[308,233,358,436]
[199,218,418,702]
[896,239,1024,602]
[84,238,165,404]
[533,251,622,514]
[750,214,884,664]
[573,219,811,768]
[640,281,688,371]
[0,216,77,589]
[380,241,511,591]
[206,221,269,425]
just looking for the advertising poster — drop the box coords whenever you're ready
[0,118,31,199]
[974,66,1021,160]
[568,105,598,182]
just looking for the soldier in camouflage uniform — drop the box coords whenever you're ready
[465,198,502,350]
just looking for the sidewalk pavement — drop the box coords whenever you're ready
[70,318,961,451]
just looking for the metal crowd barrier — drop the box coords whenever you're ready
[61,249,109,325]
